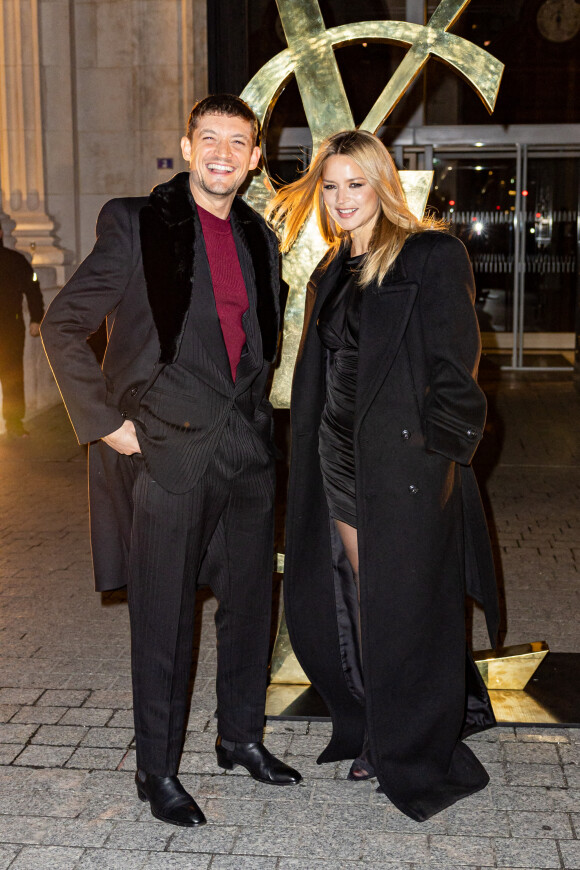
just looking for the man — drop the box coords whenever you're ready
[41,94,300,828]
[0,228,44,437]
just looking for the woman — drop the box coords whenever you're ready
[267,130,499,822]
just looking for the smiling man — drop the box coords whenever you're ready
[41,95,300,828]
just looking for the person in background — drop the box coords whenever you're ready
[0,227,44,438]
[267,129,499,822]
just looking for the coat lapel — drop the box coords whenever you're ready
[355,253,418,432]
[140,172,197,365]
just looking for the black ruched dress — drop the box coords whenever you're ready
[316,254,364,528]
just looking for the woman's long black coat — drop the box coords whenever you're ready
[284,231,499,822]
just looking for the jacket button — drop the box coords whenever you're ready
[466,428,478,439]
[130,386,138,396]
[401,428,411,440]
[409,484,419,495]
[121,410,127,418]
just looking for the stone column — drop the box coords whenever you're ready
[0,0,64,282]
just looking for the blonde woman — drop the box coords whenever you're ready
[268,130,499,822]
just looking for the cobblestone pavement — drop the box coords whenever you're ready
[0,373,579,870]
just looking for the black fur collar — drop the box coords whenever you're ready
[140,172,279,364]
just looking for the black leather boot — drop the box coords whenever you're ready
[215,736,302,785]
[135,770,206,826]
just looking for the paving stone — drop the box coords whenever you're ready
[428,834,495,865]
[360,831,429,863]
[8,845,84,869]
[0,745,21,764]
[31,725,87,746]
[58,708,113,727]
[179,751,223,775]
[83,690,133,709]
[65,747,126,769]
[142,855,211,870]
[203,798,267,825]
[37,690,90,707]
[104,821,173,850]
[0,723,37,744]
[561,840,580,869]
[107,710,135,728]
[0,688,43,705]
[11,706,65,725]
[445,807,510,837]
[509,809,574,838]
[43,818,114,847]
[505,763,566,788]
[0,705,21,722]
[0,816,53,844]
[77,793,143,822]
[13,745,74,767]
[79,727,134,748]
[494,836,562,867]
[502,742,561,764]
[76,851,148,870]
[0,846,20,870]
[279,863,407,870]
[169,824,238,853]
[559,743,580,764]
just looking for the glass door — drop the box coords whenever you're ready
[515,151,578,367]
[427,147,579,370]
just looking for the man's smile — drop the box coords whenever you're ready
[207,163,235,173]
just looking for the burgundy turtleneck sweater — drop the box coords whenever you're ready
[198,204,249,381]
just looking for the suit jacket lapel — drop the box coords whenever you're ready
[355,253,418,432]
[230,197,279,363]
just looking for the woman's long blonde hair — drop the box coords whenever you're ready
[266,129,444,287]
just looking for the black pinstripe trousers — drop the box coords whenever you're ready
[127,409,275,776]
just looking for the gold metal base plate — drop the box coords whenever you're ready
[266,652,580,726]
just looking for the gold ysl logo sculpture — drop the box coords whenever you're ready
[242,3,552,714]
[240,0,504,408]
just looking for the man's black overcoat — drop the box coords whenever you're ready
[41,172,280,591]
[284,231,499,822]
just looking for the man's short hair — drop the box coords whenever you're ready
[186,95,260,146]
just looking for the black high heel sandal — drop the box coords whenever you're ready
[347,756,376,781]
[346,734,376,781]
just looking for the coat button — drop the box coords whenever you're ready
[466,428,478,439]
[409,484,419,495]
[401,428,411,440]
[130,386,138,396]
[121,410,127,418]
